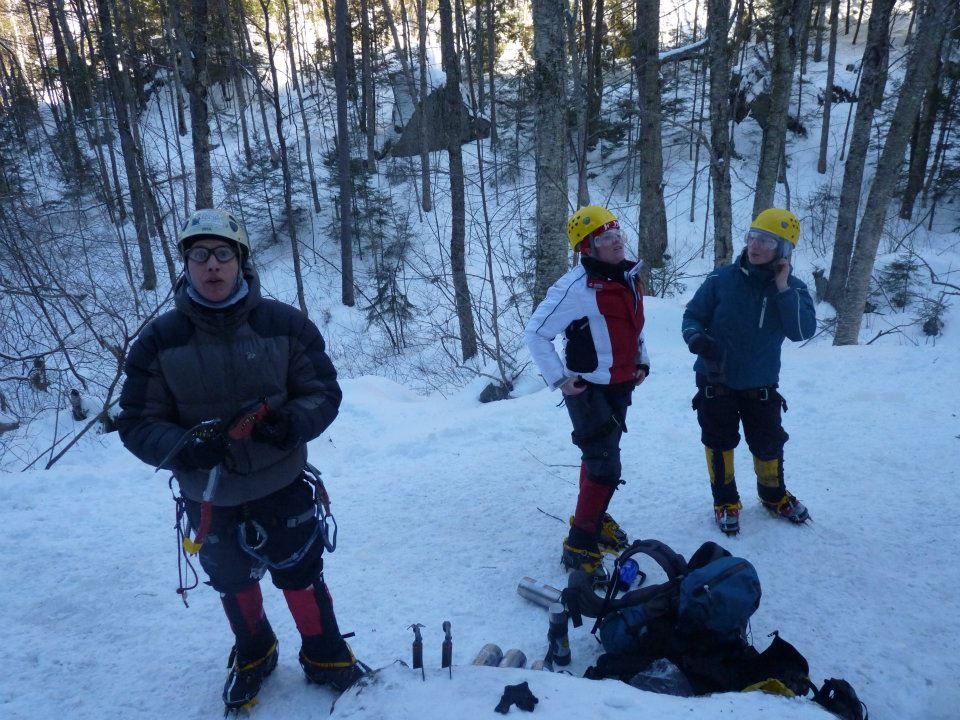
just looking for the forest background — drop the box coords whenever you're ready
[0,0,957,466]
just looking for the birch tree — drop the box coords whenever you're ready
[707,0,734,266]
[634,0,668,291]
[752,0,812,217]
[824,0,893,306]
[532,0,569,306]
[834,0,954,345]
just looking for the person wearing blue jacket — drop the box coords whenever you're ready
[681,208,816,535]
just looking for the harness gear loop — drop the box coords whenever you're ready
[233,463,338,569]
[169,477,199,607]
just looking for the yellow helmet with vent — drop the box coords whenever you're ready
[567,206,618,252]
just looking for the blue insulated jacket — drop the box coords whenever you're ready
[681,251,816,389]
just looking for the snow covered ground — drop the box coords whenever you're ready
[3,295,958,720]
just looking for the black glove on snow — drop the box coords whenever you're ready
[177,433,228,471]
[687,333,722,362]
[251,409,301,450]
[494,682,539,714]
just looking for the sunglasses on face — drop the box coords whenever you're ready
[185,246,239,263]
[745,230,779,250]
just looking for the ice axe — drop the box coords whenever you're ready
[176,400,270,555]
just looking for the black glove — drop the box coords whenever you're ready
[251,409,301,450]
[494,682,539,714]
[687,333,722,362]
[177,433,228,471]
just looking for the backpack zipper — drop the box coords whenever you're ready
[691,560,750,597]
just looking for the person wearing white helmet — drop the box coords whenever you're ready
[118,208,365,712]
[525,206,650,583]
[682,208,816,536]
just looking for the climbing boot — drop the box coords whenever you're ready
[299,643,366,692]
[714,503,742,536]
[223,639,279,712]
[763,493,810,524]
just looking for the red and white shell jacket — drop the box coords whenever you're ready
[525,259,649,389]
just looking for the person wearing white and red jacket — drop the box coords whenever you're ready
[525,206,649,579]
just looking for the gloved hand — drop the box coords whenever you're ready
[177,433,228,471]
[251,409,301,450]
[687,333,722,362]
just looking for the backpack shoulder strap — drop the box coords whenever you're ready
[621,539,689,580]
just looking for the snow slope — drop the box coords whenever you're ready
[3,295,958,720]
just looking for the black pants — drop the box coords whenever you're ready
[693,377,787,459]
[184,477,323,594]
[564,384,633,486]
[693,376,788,505]
[185,477,348,662]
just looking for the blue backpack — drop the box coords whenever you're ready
[566,539,761,658]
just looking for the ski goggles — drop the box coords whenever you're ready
[185,245,239,263]
[745,229,781,250]
[592,228,626,247]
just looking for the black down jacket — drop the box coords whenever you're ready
[117,269,342,505]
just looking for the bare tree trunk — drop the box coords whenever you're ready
[333,0,355,306]
[360,0,376,170]
[834,0,953,346]
[475,0,484,110]
[260,0,309,315]
[213,0,252,166]
[752,0,812,217]
[50,0,91,114]
[566,0,590,207]
[707,0,734,266]
[281,0,322,212]
[817,0,839,174]
[824,0,893,306]
[486,0,497,144]
[583,0,603,148]
[164,0,189,135]
[94,0,157,290]
[813,0,826,62]
[900,59,942,219]
[921,74,958,210]
[532,0,569,306]
[439,0,477,361]
[183,0,214,208]
[634,0,669,292]
[237,0,277,162]
[416,0,433,212]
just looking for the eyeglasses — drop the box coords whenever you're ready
[593,229,625,247]
[185,246,239,263]
[745,230,779,250]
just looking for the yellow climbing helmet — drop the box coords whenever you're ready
[749,208,800,259]
[567,205,618,251]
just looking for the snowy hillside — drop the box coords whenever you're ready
[3,296,958,719]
